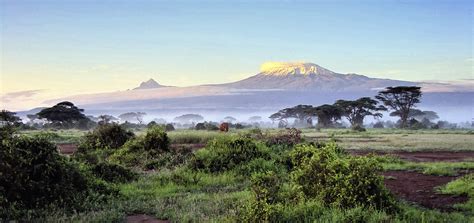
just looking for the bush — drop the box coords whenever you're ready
[143,127,170,153]
[79,124,134,151]
[290,143,397,212]
[265,128,302,148]
[0,135,113,219]
[110,127,181,170]
[165,123,175,131]
[90,162,137,183]
[190,137,271,172]
[195,122,219,131]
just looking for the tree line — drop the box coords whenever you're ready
[270,86,428,129]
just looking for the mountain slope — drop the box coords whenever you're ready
[223,62,415,90]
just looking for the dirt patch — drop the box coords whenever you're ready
[351,150,474,162]
[126,214,170,223]
[56,143,78,155]
[383,171,468,211]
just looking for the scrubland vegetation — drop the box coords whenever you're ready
[1,124,473,222]
[1,86,473,222]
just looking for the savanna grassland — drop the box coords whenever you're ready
[2,127,474,222]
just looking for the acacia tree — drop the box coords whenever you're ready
[37,101,87,127]
[269,105,314,127]
[269,109,290,128]
[223,116,237,123]
[118,112,146,124]
[0,110,21,126]
[375,86,422,128]
[313,104,342,128]
[98,115,119,125]
[334,97,386,127]
[173,114,204,124]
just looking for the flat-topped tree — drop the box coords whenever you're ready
[313,104,342,128]
[270,105,314,127]
[118,112,146,124]
[37,101,87,126]
[376,86,422,128]
[0,110,21,126]
[173,114,204,124]
[334,97,386,128]
[98,114,119,125]
[223,116,237,123]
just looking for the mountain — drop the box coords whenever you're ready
[41,62,474,122]
[133,78,166,90]
[223,62,414,90]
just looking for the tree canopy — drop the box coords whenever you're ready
[375,86,422,128]
[173,114,204,123]
[0,110,21,126]
[36,101,87,124]
[118,112,146,124]
[313,104,342,128]
[334,97,386,127]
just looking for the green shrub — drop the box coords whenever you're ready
[0,135,114,219]
[143,126,170,153]
[78,123,134,151]
[290,143,397,212]
[165,123,175,131]
[265,128,302,148]
[195,122,219,131]
[190,137,271,172]
[236,158,285,176]
[90,162,137,183]
[288,143,345,169]
[110,128,183,170]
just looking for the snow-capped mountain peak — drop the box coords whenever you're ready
[259,62,335,76]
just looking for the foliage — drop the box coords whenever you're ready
[0,109,21,126]
[264,128,303,148]
[173,114,204,124]
[351,124,367,132]
[190,137,271,172]
[0,134,114,219]
[290,143,397,211]
[313,104,343,128]
[118,112,146,124]
[142,126,170,153]
[78,123,135,152]
[36,101,88,127]
[90,162,137,183]
[269,105,315,127]
[195,122,219,131]
[376,86,422,128]
[109,127,178,169]
[334,97,386,127]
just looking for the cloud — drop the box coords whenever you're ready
[0,89,45,103]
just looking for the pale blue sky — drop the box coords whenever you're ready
[1,0,473,96]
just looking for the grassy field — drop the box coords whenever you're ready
[7,127,474,222]
[20,128,474,151]
[302,128,474,151]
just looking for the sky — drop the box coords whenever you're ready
[0,0,473,110]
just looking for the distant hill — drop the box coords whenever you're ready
[42,62,474,122]
[133,78,167,90]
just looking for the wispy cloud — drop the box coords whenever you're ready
[0,89,45,103]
